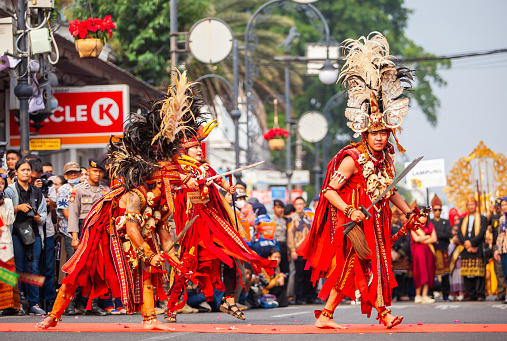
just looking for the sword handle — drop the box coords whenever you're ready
[343,205,371,235]
[343,221,357,235]
[360,205,372,219]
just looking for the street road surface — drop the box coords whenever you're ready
[1,299,506,340]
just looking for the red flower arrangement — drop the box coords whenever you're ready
[69,15,116,44]
[263,127,289,140]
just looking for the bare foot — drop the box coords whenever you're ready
[143,319,174,331]
[380,313,403,329]
[36,316,57,329]
[315,315,347,329]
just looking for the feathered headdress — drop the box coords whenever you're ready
[339,32,413,151]
[181,119,219,149]
[108,69,207,189]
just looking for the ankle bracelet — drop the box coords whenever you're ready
[321,308,334,319]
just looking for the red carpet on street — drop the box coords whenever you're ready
[1,323,506,334]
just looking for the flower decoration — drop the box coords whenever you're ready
[263,127,289,140]
[69,15,116,44]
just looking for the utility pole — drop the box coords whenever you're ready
[170,0,178,72]
[14,0,32,156]
[231,39,242,178]
[284,55,293,203]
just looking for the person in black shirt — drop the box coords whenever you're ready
[4,160,47,315]
[430,195,452,301]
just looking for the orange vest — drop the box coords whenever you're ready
[236,210,251,243]
[256,215,276,241]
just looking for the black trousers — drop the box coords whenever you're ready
[223,261,237,297]
[494,258,506,298]
[270,284,288,307]
[394,274,411,298]
[295,256,315,302]
[463,276,485,300]
[441,274,450,298]
[278,242,290,274]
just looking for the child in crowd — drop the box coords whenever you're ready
[260,248,288,307]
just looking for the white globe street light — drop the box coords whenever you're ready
[319,59,339,85]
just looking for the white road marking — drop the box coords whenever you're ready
[492,304,507,310]
[137,332,189,341]
[435,304,461,310]
[271,311,310,318]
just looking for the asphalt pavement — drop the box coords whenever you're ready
[1,299,506,341]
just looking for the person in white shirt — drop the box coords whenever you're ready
[0,178,18,315]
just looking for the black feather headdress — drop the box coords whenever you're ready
[108,70,208,189]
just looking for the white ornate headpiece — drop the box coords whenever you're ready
[339,32,413,140]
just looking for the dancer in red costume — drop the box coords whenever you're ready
[297,32,421,330]
[36,70,218,330]
[164,122,276,322]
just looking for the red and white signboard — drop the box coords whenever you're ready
[8,84,129,149]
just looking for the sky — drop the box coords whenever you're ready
[400,0,507,205]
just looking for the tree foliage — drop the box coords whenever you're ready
[64,0,211,85]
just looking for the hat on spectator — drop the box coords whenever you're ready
[466,195,477,204]
[88,156,107,171]
[247,197,259,205]
[252,202,267,216]
[24,153,41,162]
[273,199,284,208]
[63,161,81,174]
[431,194,442,207]
[236,188,247,198]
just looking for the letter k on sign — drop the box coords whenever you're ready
[91,98,120,127]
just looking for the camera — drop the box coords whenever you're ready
[40,174,53,197]
[26,207,38,219]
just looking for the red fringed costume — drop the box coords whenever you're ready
[297,145,396,317]
[61,186,169,312]
[166,158,276,310]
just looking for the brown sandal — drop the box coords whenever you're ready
[220,298,245,320]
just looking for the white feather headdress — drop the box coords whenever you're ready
[339,32,413,141]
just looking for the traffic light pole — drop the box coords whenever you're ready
[14,0,32,156]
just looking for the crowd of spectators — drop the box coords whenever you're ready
[391,196,507,304]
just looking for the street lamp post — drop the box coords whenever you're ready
[284,55,293,201]
[14,0,33,156]
[191,18,242,178]
[244,0,337,164]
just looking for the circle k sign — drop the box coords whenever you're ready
[8,84,129,148]
[91,98,120,126]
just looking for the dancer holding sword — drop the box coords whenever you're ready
[297,32,425,330]
[37,70,273,330]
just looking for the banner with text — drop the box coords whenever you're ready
[405,158,446,189]
[8,85,129,149]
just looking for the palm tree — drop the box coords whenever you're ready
[186,0,304,123]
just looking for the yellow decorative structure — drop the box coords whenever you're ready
[444,141,507,212]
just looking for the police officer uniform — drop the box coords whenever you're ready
[68,158,109,237]
[67,157,109,316]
